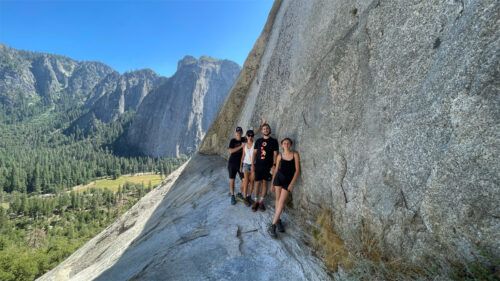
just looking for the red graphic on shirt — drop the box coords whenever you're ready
[260,141,267,160]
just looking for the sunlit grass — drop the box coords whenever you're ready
[73,174,163,193]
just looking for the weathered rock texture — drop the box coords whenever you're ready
[39,155,330,281]
[126,56,240,157]
[201,0,499,269]
[71,69,165,128]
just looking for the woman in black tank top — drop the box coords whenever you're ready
[268,137,301,238]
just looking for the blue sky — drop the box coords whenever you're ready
[0,0,273,76]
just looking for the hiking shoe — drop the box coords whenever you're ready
[247,196,254,206]
[236,192,244,202]
[277,219,285,233]
[259,202,266,211]
[243,196,250,207]
[251,201,259,212]
[267,224,277,238]
[231,195,236,205]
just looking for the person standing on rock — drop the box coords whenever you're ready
[240,129,255,207]
[228,126,246,205]
[268,137,300,238]
[251,122,279,212]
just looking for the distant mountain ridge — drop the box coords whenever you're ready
[0,44,241,157]
[0,43,115,106]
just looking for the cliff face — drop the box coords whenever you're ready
[126,56,240,157]
[202,0,499,266]
[71,70,165,129]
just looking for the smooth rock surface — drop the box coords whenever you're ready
[39,154,331,281]
[201,0,499,268]
[126,56,240,157]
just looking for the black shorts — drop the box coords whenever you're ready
[228,163,243,180]
[273,171,293,190]
[254,164,272,181]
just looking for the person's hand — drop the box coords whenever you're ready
[271,185,275,193]
[288,185,294,193]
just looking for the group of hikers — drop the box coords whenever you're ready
[227,120,300,238]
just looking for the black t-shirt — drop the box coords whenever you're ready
[228,137,246,165]
[254,137,279,167]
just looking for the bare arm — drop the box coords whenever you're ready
[251,148,257,173]
[228,143,244,154]
[240,147,245,171]
[271,154,281,183]
[288,152,301,192]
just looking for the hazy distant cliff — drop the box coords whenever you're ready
[1,45,240,158]
[126,56,240,157]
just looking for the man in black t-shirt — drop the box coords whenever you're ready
[227,126,246,205]
[251,123,278,211]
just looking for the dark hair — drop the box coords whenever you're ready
[281,137,293,145]
[246,130,254,137]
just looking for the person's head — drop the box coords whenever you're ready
[261,123,271,137]
[246,130,254,141]
[281,137,293,150]
[235,126,243,138]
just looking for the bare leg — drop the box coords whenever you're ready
[272,188,289,224]
[229,178,235,195]
[241,173,248,196]
[253,180,260,200]
[274,185,281,209]
[248,175,254,197]
[259,180,267,202]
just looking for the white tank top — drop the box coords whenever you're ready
[243,142,254,164]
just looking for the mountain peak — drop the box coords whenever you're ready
[177,55,198,70]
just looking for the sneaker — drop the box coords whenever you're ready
[267,224,277,238]
[243,196,250,207]
[236,192,244,202]
[259,201,266,211]
[247,196,254,206]
[246,195,253,206]
[231,195,236,205]
[277,219,285,233]
[251,201,259,212]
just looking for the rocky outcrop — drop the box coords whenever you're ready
[0,44,114,105]
[125,56,240,157]
[202,0,499,273]
[70,70,165,129]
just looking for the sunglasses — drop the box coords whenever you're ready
[247,135,254,137]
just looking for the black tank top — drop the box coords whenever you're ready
[279,153,296,178]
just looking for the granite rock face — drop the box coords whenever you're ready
[71,69,165,129]
[201,0,499,269]
[126,56,240,157]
